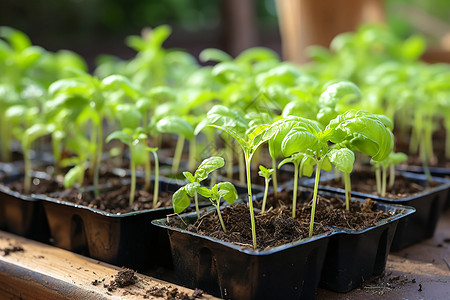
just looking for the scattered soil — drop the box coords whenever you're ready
[167,191,393,250]
[53,182,174,214]
[0,244,24,256]
[319,170,440,199]
[145,286,203,299]
[104,269,137,291]
[360,271,414,296]
[4,177,65,195]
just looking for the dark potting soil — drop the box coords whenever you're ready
[104,269,137,291]
[54,182,174,214]
[320,170,440,199]
[5,177,65,195]
[0,244,24,256]
[167,190,392,250]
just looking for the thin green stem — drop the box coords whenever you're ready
[245,154,257,249]
[172,135,185,174]
[93,121,103,197]
[375,167,381,195]
[0,112,11,162]
[381,166,387,197]
[237,142,245,185]
[216,203,227,233]
[343,172,351,211]
[272,157,278,200]
[292,162,299,218]
[144,152,151,192]
[129,148,136,206]
[389,164,395,188]
[188,137,196,172]
[23,148,31,194]
[309,165,321,238]
[225,135,233,179]
[152,151,159,207]
[261,177,269,212]
[194,191,200,218]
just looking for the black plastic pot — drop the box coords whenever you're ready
[36,177,192,271]
[153,212,332,300]
[304,171,450,251]
[396,164,450,210]
[0,172,50,243]
[317,191,415,292]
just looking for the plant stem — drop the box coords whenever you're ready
[188,137,196,172]
[381,166,387,197]
[245,154,257,249]
[144,150,151,192]
[152,151,159,207]
[389,164,395,188]
[343,172,351,211]
[89,122,97,180]
[309,165,321,238]
[0,111,11,162]
[272,157,278,200]
[216,203,227,233]
[375,167,381,195]
[225,134,233,180]
[129,147,136,206]
[172,135,185,174]
[237,142,245,185]
[93,121,103,197]
[292,162,299,218]
[194,191,200,218]
[261,177,269,212]
[23,148,31,194]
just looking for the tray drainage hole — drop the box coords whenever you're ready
[70,214,89,256]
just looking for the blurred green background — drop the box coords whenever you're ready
[1,0,448,65]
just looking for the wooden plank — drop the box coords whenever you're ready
[0,231,217,299]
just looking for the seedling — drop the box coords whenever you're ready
[371,152,408,197]
[172,156,225,217]
[258,165,274,212]
[196,182,238,232]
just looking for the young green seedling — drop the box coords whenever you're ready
[196,181,238,232]
[156,115,194,174]
[172,156,225,218]
[195,105,272,249]
[106,127,148,206]
[258,165,274,212]
[371,151,408,197]
[328,147,355,210]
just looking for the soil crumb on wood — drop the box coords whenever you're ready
[104,269,137,291]
[145,286,203,299]
[360,272,412,295]
[0,244,24,256]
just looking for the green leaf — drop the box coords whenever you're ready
[172,188,191,214]
[64,164,85,188]
[199,48,233,63]
[22,124,53,149]
[183,171,195,183]
[217,182,238,205]
[196,186,212,198]
[185,182,200,197]
[101,74,139,99]
[116,104,142,130]
[106,130,132,146]
[281,127,320,157]
[156,116,194,139]
[388,152,408,165]
[133,140,148,166]
[258,165,274,179]
[194,156,225,182]
[328,148,355,174]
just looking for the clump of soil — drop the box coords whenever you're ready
[145,287,203,300]
[319,170,439,199]
[360,272,414,295]
[104,269,137,291]
[54,183,174,214]
[168,190,393,250]
[0,244,24,256]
